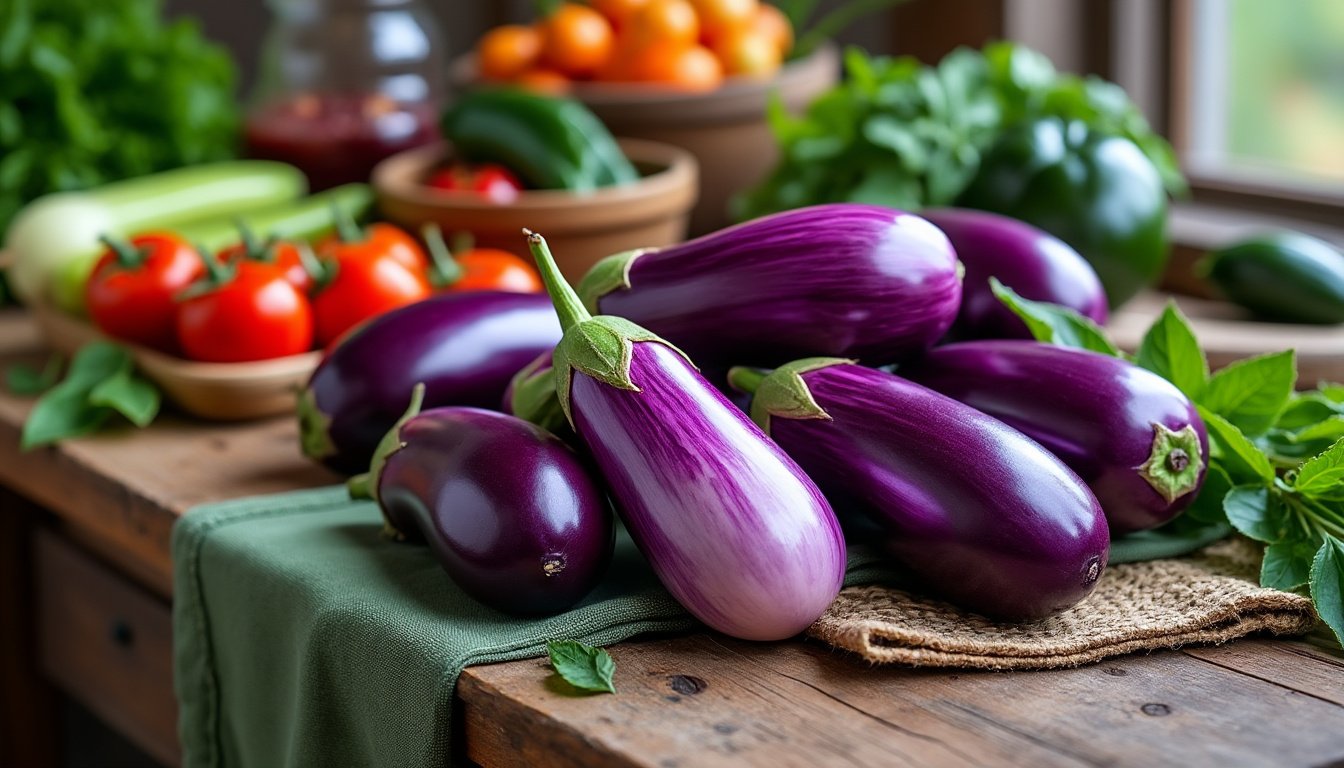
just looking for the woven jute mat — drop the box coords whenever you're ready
[807,537,1317,670]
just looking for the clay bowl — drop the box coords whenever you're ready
[372,138,697,282]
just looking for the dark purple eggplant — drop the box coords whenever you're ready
[921,208,1107,340]
[298,291,561,474]
[575,204,962,368]
[527,230,845,641]
[901,341,1208,534]
[728,360,1109,621]
[358,386,613,616]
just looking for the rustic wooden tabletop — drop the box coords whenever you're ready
[1,308,1341,768]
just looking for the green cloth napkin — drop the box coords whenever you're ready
[172,485,890,768]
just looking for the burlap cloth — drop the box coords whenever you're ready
[806,537,1317,669]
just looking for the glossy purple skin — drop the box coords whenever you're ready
[377,407,613,616]
[902,341,1209,534]
[593,204,962,367]
[569,342,846,641]
[304,292,561,475]
[921,208,1108,340]
[768,363,1109,621]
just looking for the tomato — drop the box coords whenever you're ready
[311,250,432,346]
[629,43,723,90]
[751,3,792,55]
[424,163,525,204]
[316,221,427,273]
[713,28,782,77]
[591,0,650,27]
[690,0,757,44]
[218,237,314,294]
[476,24,543,81]
[85,232,205,352]
[514,67,572,95]
[541,4,615,77]
[628,0,699,47]
[176,261,314,363]
[422,226,542,294]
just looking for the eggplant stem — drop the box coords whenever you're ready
[347,473,373,499]
[422,223,464,288]
[524,229,591,331]
[727,366,767,394]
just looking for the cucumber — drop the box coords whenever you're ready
[1203,232,1344,325]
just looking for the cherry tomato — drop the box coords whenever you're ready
[424,163,525,204]
[312,250,432,346]
[86,233,205,352]
[218,238,314,294]
[445,248,544,293]
[176,261,314,363]
[316,221,427,273]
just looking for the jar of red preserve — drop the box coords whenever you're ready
[245,0,446,189]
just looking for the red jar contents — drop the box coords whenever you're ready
[244,93,438,190]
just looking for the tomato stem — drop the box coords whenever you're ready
[99,235,146,269]
[332,202,364,243]
[422,224,463,288]
[296,242,334,290]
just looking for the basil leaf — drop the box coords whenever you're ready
[1286,417,1344,444]
[20,381,112,450]
[1261,538,1316,592]
[1310,536,1344,646]
[1198,350,1296,437]
[1293,438,1344,498]
[546,640,616,694]
[1276,393,1343,431]
[65,341,133,387]
[990,278,1120,356]
[1223,486,1284,543]
[1134,301,1207,399]
[89,369,159,428]
[1198,406,1275,484]
[6,354,62,395]
[1185,464,1233,523]
[1108,521,1232,564]
[1319,383,1344,403]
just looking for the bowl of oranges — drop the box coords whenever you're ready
[462,0,839,234]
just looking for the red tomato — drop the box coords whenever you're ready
[424,163,524,204]
[312,251,432,346]
[316,222,428,273]
[441,248,543,293]
[176,261,314,363]
[218,239,314,294]
[86,233,205,352]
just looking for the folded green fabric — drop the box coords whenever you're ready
[173,486,891,768]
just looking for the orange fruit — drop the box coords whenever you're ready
[629,43,724,91]
[515,68,571,94]
[628,0,700,47]
[713,28,782,77]
[541,4,616,78]
[476,25,542,81]
[591,0,651,27]
[689,0,759,44]
[751,3,793,56]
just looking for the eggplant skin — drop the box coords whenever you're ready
[586,204,962,367]
[377,408,613,616]
[921,208,1108,340]
[769,363,1109,621]
[570,342,846,641]
[299,292,561,475]
[903,341,1208,534]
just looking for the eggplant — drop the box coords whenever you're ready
[921,208,1108,340]
[298,292,561,474]
[526,230,845,641]
[728,360,1109,621]
[901,341,1208,534]
[358,386,613,616]
[575,204,962,368]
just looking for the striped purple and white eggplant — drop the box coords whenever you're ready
[901,341,1208,534]
[575,204,963,368]
[526,229,846,641]
[921,208,1108,340]
[354,385,613,616]
[728,360,1109,621]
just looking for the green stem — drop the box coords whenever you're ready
[422,223,464,288]
[235,218,263,259]
[524,229,590,331]
[332,202,363,243]
[99,235,145,269]
[727,366,767,395]
[295,242,332,289]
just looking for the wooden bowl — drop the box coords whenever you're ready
[373,138,697,282]
[30,303,318,421]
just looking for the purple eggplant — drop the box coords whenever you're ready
[526,230,845,641]
[357,386,613,616]
[901,341,1207,534]
[298,292,561,474]
[728,360,1109,621]
[921,208,1107,340]
[575,204,962,368]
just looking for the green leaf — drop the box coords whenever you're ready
[1294,438,1344,497]
[1288,417,1344,444]
[1108,521,1232,564]
[65,341,134,387]
[546,640,616,694]
[6,354,62,395]
[1198,406,1275,484]
[1275,393,1343,431]
[1319,383,1344,403]
[1184,464,1233,523]
[89,369,159,428]
[1134,301,1207,399]
[1199,350,1296,437]
[1223,485,1284,543]
[1262,538,1316,592]
[1309,536,1344,646]
[20,382,111,450]
[989,278,1120,356]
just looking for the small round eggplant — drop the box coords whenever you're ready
[902,340,1207,534]
[730,360,1110,621]
[921,208,1108,340]
[369,392,613,616]
[576,204,962,368]
[298,291,561,475]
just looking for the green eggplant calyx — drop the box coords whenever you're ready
[746,357,851,433]
[576,248,650,314]
[363,383,426,503]
[726,366,767,395]
[509,356,569,435]
[552,315,692,426]
[1136,423,1206,503]
[297,388,337,461]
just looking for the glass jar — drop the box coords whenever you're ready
[244,0,446,190]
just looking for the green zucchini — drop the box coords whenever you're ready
[1202,232,1344,325]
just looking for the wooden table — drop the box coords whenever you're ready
[1,308,1341,767]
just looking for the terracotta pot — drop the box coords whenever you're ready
[372,138,697,282]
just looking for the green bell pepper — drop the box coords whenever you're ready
[441,89,639,193]
[958,118,1169,308]
[1202,232,1344,324]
